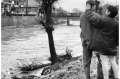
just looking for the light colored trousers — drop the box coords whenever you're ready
[95,52,119,79]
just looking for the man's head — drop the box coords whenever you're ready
[86,0,95,10]
[97,7,103,14]
[106,5,118,18]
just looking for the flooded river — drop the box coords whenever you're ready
[1,21,83,73]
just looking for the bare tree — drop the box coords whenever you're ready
[36,0,58,64]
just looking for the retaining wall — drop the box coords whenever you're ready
[1,16,40,27]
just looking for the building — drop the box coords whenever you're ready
[1,0,41,15]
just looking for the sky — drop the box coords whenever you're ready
[55,0,119,12]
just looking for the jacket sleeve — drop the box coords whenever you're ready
[80,23,81,28]
[116,23,119,46]
[86,10,103,27]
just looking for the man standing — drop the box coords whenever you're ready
[80,1,103,79]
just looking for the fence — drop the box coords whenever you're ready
[1,16,40,27]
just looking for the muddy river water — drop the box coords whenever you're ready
[1,21,83,73]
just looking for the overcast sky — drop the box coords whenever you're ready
[55,0,119,12]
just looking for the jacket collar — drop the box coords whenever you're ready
[86,9,94,12]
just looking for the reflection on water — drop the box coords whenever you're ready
[2,21,83,71]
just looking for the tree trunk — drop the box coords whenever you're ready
[45,4,58,64]
[46,29,58,64]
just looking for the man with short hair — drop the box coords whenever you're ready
[80,1,103,79]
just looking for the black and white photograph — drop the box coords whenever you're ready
[1,0,119,79]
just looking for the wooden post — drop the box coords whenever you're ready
[26,0,28,15]
[67,18,70,26]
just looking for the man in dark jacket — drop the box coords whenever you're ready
[80,1,103,79]
[86,5,119,55]
[86,5,119,79]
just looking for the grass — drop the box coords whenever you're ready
[48,47,73,62]
[16,57,46,73]
[9,47,75,79]
[16,47,73,74]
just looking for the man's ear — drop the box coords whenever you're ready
[86,4,91,10]
[93,5,96,10]
[105,9,110,15]
[108,11,111,15]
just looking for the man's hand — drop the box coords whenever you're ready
[85,10,102,27]
[116,46,119,53]
[94,51,100,56]
[81,39,84,43]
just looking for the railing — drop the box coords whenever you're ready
[2,7,81,17]
[51,13,81,17]
[10,13,81,17]
[11,7,38,15]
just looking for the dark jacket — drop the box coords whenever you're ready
[80,10,94,44]
[86,10,119,56]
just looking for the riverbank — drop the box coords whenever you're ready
[33,54,98,79]
[2,54,99,79]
